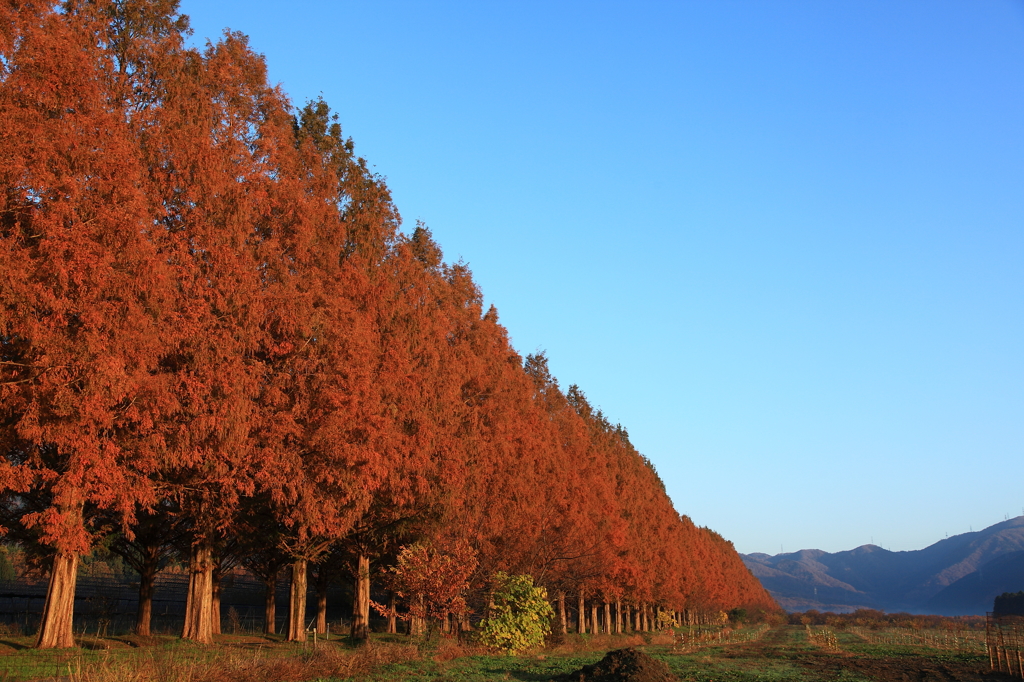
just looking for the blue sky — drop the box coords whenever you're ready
[178,0,1024,555]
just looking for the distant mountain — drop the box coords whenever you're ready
[925,551,1024,615]
[741,516,1024,615]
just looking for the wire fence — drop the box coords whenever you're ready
[987,614,1024,678]
[0,570,355,638]
[850,626,987,654]
[671,623,770,652]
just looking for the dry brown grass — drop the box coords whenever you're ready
[646,632,675,646]
[62,640,421,682]
[0,625,22,638]
[546,633,646,655]
[430,637,488,662]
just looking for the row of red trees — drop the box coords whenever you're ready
[0,0,776,648]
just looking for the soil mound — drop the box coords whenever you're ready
[551,647,678,682]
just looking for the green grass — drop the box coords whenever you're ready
[315,628,807,682]
[318,652,604,682]
[659,655,810,682]
[841,634,988,662]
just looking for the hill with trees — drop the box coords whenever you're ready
[0,0,776,648]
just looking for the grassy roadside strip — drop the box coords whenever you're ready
[1,625,993,682]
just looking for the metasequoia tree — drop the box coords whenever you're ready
[518,354,593,614]
[237,508,287,635]
[0,2,175,648]
[258,98,398,643]
[137,25,302,642]
[338,226,476,642]
[324,254,503,637]
[451,324,565,584]
[104,502,183,636]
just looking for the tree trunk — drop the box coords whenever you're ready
[604,602,611,635]
[454,613,466,641]
[591,602,599,635]
[211,562,223,636]
[263,569,277,635]
[350,553,370,641]
[315,592,328,635]
[287,558,308,642]
[316,566,328,635]
[182,544,215,643]
[387,590,397,634]
[558,592,567,634]
[577,591,586,634]
[615,600,622,634]
[35,551,79,649]
[135,561,158,637]
[409,593,425,636]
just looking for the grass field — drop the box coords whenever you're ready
[0,625,1006,681]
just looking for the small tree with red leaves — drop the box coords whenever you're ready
[375,540,477,636]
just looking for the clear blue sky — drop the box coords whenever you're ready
[179,0,1024,555]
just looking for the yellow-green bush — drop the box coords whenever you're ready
[478,573,554,655]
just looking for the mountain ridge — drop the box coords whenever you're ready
[742,516,1024,615]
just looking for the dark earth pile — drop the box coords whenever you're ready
[551,648,678,682]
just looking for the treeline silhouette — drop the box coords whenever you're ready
[0,0,777,648]
[789,610,986,631]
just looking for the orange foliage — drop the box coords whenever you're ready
[0,0,778,647]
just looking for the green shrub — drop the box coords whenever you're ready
[478,572,554,655]
[656,610,678,630]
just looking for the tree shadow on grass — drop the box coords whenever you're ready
[0,639,29,651]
